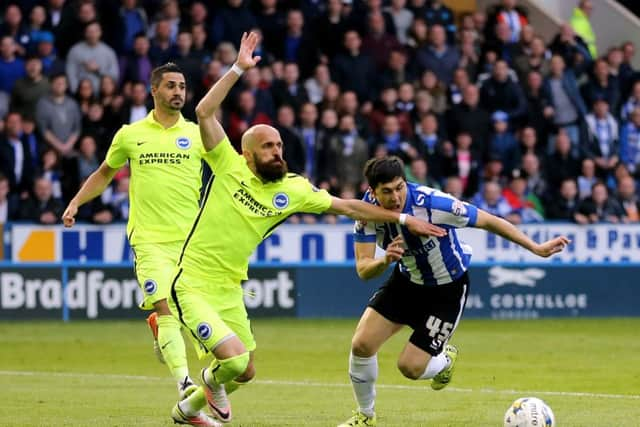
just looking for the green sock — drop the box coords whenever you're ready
[157,315,189,383]
[179,387,207,416]
[205,353,250,386]
[225,378,251,395]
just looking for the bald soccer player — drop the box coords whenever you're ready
[167,32,447,426]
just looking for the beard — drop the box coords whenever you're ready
[254,153,288,182]
[168,97,184,110]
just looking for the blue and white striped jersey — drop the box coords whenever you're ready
[353,182,478,286]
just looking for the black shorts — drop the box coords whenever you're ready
[368,266,470,356]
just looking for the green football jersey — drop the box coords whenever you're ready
[105,111,205,245]
[178,138,332,283]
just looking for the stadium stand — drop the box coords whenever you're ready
[0,0,639,226]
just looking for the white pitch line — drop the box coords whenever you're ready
[0,370,638,401]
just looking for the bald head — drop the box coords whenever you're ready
[241,124,280,153]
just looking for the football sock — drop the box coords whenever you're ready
[179,387,207,416]
[225,378,251,395]
[419,351,449,380]
[205,353,250,386]
[157,314,189,383]
[349,352,378,418]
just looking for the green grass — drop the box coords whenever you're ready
[1,318,639,426]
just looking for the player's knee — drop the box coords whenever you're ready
[220,351,251,380]
[153,299,171,315]
[235,360,255,382]
[351,336,376,357]
[397,359,424,380]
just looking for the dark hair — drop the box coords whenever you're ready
[364,156,406,189]
[49,72,67,83]
[150,62,183,88]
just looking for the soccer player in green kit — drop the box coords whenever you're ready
[62,64,219,425]
[168,32,447,426]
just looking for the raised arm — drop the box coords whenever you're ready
[196,32,262,151]
[474,209,569,257]
[62,161,119,227]
[327,197,447,238]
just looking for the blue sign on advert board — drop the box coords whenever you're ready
[292,265,640,319]
[464,265,640,318]
[2,264,639,320]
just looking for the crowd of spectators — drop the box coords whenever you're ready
[1,0,640,226]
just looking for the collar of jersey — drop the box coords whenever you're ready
[144,110,186,129]
[243,170,285,187]
[403,182,419,214]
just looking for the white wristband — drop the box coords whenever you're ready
[231,63,245,76]
[399,213,407,225]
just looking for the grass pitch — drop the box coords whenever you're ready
[1,318,639,426]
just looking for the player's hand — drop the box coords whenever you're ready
[62,203,78,228]
[235,32,262,71]
[533,236,570,257]
[384,235,405,264]
[405,215,447,238]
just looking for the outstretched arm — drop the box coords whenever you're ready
[475,209,569,257]
[327,197,447,238]
[62,161,119,227]
[196,32,262,151]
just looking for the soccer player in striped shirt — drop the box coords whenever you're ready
[339,157,570,427]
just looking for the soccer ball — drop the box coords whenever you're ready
[503,397,555,427]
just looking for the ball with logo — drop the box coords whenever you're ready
[504,397,555,427]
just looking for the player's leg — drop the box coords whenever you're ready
[153,298,197,398]
[170,274,254,423]
[217,298,257,396]
[338,307,402,427]
[200,284,258,422]
[221,351,254,394]
[339,271,408,427]
[396,341,456,380]
[396,273,469,390]
[134,243,194,396]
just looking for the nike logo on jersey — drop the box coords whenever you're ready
[161,340,172,350]
[240,181,249,187]
[137,141,148,146]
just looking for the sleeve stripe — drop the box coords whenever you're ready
[467,205,478,226]
[353,234,377,243]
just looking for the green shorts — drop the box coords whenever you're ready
[132,241,183,310]
[168,268,256,356]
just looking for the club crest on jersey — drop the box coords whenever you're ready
[197,322,212,340]
[175,137,191,150]
[452,200,467,216]
[272,192,289,209]
[144,279,157,295]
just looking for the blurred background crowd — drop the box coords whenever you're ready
[1,0,640,226]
